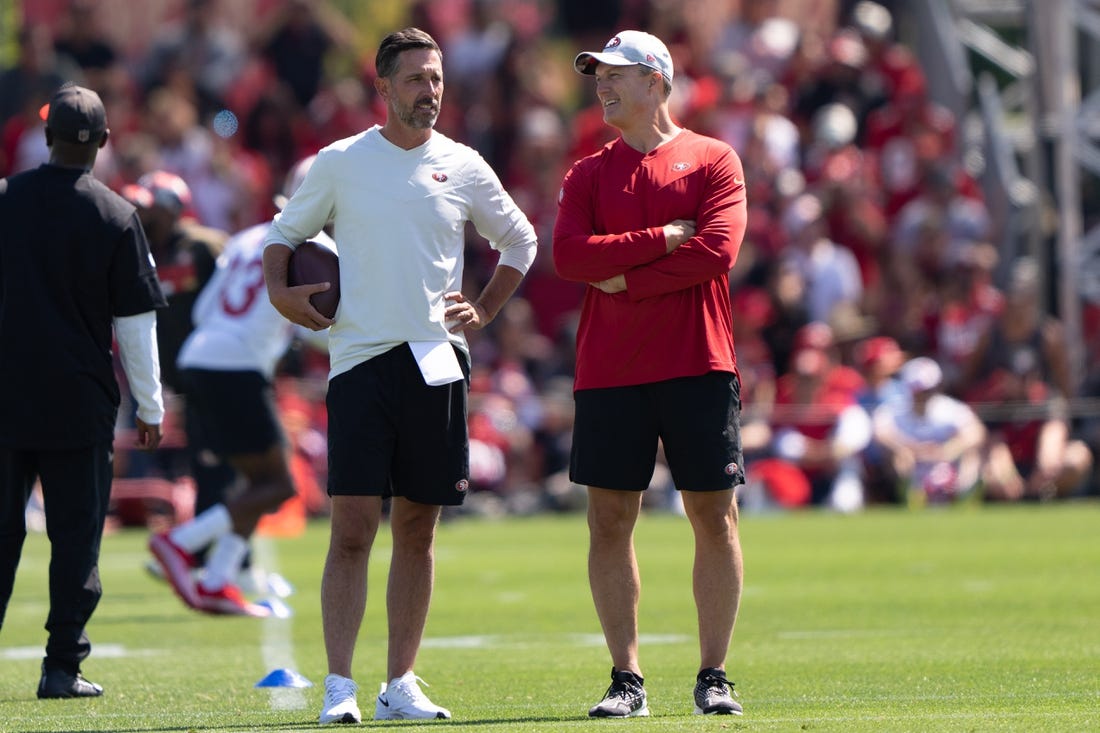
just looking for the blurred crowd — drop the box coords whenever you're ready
[4,0,1098,521]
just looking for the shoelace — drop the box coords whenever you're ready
[604,677,643,703]
[327,676,358,699]
[699,672,735,699]
[391,674,432,702]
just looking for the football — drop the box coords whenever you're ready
[287,240,340,319]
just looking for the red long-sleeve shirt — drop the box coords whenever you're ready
[553,130,747,390]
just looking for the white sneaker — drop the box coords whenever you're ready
[374,672,451,720]
[320,674,361,725]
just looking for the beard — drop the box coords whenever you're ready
[396,96,440,130]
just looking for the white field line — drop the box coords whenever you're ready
[420,632,692,648]
[253,537,308,711]
[0,643,158,660]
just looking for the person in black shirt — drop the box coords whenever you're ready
[0,84,167,699]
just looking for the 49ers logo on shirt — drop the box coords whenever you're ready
[455,479,469,492]
[672,162,691,171]
[432,172,449,182]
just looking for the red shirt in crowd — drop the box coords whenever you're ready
[553,130,747,390]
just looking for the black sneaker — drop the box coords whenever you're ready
[37,662,103,699]
[588,668,649,718]
[693,667,741,715]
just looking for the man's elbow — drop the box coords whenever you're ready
[717,249,737,272]
[551,249,581,281]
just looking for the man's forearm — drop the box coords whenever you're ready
[475,265,525,321]
[262,242,292,295]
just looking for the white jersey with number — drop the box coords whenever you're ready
[178,223,333,379]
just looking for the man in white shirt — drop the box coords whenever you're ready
[872,356,986,504]
[262,27,537,724]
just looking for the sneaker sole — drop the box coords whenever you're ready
[589,706,650,718]
[37,685,103,699]
[196,590,270,617]
[319,712,361,724]
[198,599,270,617]
[376,709,451,720]
[693,705,743,715]
[149,536,198,608]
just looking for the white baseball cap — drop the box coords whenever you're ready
[574,30,674,83]
[900,357,943,393]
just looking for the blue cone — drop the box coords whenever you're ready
[255,668,313,688]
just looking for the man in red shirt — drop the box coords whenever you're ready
[553,30,748,719]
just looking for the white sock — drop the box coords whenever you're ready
[169,504,232,552]
[200,532,249,591]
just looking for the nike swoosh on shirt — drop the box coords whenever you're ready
[733,175,745,187]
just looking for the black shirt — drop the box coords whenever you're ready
[0,165,167,449]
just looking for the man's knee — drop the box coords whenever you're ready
[328,498,382,556]
[683,492,739,539]
[390,500,440,552]
[587,490,641,540]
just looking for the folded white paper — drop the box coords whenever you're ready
[409,341,464,386]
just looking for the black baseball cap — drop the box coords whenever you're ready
[41,84,107,144]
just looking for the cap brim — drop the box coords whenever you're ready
[574,51,638,75]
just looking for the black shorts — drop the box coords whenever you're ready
[326,343,470,505]
[179,368,285,456]
[571,371,745,492]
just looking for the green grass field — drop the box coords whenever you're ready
[1,502,1098,732]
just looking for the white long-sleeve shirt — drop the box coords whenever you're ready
[178,223,334,379]
[264,126,537,379]
[114,311,165,425]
